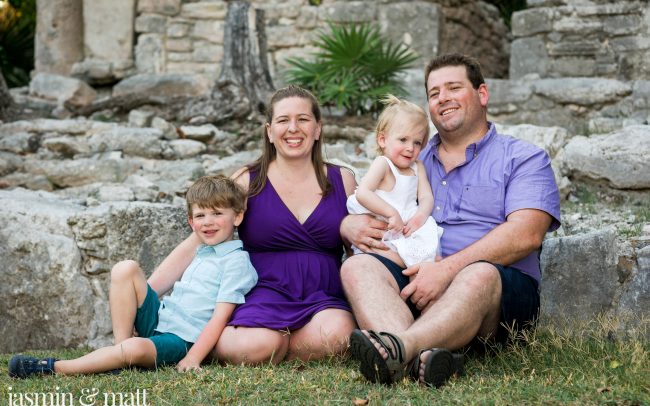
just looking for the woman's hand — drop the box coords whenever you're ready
[340,214,389,252]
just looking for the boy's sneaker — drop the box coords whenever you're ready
[8,355,57,378]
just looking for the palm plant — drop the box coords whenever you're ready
[0,0,36,87]
[285,23,417,115]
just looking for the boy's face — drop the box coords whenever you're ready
[188,205,243,246]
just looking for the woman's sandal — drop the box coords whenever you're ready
[409,348,465,387]
[349,329,408,384]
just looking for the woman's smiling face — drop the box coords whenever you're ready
[266,96,321,160]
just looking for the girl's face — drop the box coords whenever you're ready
[266,96,321,161]
[377,112,427,170]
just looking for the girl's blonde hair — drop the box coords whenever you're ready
[375,94,430,153]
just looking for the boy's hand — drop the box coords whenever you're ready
[176,356,202,372]
[403,212,427,237]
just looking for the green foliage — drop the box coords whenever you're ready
[285,23,418,115]
[0,0,36,87]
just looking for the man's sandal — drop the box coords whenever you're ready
[349,329,408,384]
[409,348,465,387]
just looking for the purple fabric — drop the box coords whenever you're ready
[228,165,351,330]
[420,123,561,282]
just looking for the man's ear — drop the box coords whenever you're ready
[234,211,244,227]
[478,83,489,108]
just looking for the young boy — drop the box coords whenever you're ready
[9,175,257,377]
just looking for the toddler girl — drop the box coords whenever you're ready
[347,95,442,268]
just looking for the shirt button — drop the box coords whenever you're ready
[442,180,447,186]
[436,206,441,211]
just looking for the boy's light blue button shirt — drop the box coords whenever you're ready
[155,239,257,343]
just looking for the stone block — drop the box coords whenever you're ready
[128,109,155,127]
[319,1,377,23]
[167,62,218,77]
[551,57,597,77]
[192,44,224,63]
[511,8,555,37]
[135,34,166,74]
[166,38,193,52]
[267,25,302,48]
[540,229,620,322]
[168,52,191,62]
[42,136,91,158]
[603,14,642,36]
[378,2,440,63]
[167,22,191,38]
[563,126,650,189]
[534,78,631,106]
[295,6,320,29]
[29,73,97,108]
[83,0,135,63]
[113,73,212,99]
[88,127,164,158]
[137,0,181,16]
[0,189,94,352]
[24,156,140,188]
[553,16,602,35]
[192,20,225,43]
[181,1,227,19]
[168,139,207,159]
[547,40,601,57]
[135,13,167,34]
[509,37,549,79]
[35,0,83,75]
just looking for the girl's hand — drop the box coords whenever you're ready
[403,212,427,237]
[387,214,404,233]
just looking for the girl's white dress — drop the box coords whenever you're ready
[346,156,443,267]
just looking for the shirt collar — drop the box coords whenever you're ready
[197,239,243,257]
[429,122,496,161]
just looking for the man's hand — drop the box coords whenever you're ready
[340,214,389,252]
[176,356,202,372]
[400,260,454,310]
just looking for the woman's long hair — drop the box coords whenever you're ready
[247,85,332,197]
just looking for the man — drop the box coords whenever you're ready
[340,54,561,387]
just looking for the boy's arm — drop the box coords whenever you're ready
[356,157,403,231]
[404,160,435,236]
[149,232,202,296]
[176,302,236,372]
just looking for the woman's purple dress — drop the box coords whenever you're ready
[228,165,351,330]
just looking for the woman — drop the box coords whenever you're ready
[149,85,357,363]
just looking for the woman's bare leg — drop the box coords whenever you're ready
[287,309,356,362]
[214,326,289,365]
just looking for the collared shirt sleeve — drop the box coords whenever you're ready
[216,251,258,304]
[505,143,561,231]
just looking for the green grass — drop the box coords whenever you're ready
[1,324,648,405]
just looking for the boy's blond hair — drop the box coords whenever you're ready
[185,175,246,217]
[375,94,430,153]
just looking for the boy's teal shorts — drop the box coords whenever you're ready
[134,284,193,366]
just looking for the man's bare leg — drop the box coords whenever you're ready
[340,255,414,333]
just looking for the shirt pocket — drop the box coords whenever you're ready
[458,185,504,223]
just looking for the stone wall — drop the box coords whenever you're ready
[510,0,650,80]
[487,0,650,134]
[35,0,510,86]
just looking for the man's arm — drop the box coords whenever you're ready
[176,302,236,372]
[401,208,552,309]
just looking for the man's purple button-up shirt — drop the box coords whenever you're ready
[420,123,561,283]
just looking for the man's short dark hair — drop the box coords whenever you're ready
[424,54,485,90]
